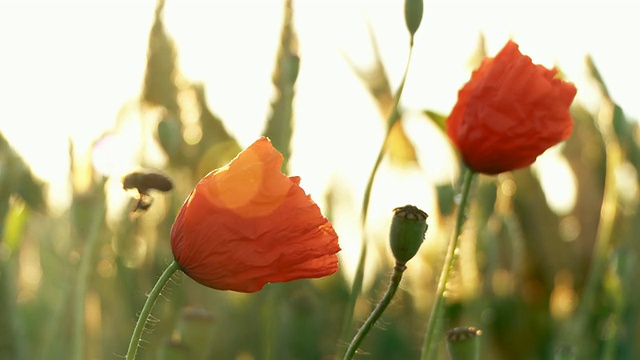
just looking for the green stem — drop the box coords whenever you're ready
[580,143,620,314]
[337,43,415,359]
[566,98,621,357]
[72,202,106,360]
[343,263,407,360]
[263,284,282,360]
[0,201,25,360]
[126,260,180,360]
[580,99,620,317]
[421,170,476,360]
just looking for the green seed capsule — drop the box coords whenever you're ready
[174,307,215,356]
[404,0,424,37]
[554,345,576,360]
[446,327,482,360]
[389,205,428,264]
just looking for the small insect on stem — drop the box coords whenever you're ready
[122,171,173,212]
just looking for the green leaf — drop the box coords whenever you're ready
[0,132,46,212]
[142,0,180,115]
[585,54,610,99]
[262,0,299,174]
[345,24,418,165]
[423,109,447,133]
[2,201,29,252]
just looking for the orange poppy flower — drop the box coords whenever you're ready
[170,137,340,293]
[446,40,577,174]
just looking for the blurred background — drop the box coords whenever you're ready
[0,0,639,359]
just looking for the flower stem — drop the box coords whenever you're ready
[343,263,407,360]
[126,260,180,360]
[73,201,106,360]
[263,284,282,360]
[337,44,414,357]
[421,170,476,360]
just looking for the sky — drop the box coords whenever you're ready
[0,0,638,276]
[0,0,637,183]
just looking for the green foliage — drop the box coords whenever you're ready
[346,24,418,165]
[3,2,640,360]
[0,132,45,360]
[0,133,46,214]
[262,0,299,174]
[142,0,180,116]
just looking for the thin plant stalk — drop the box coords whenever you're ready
[72,203,106,360]
[580,100,620,318]
[126,260,180,360]
[342,263,407,360]
[421,170,476,360]
[568,99,621,357]
[263,284,282,360]
[337,44,415,354]
[579,59,620,319]
[0,201,26,360]
[561,58,621,356]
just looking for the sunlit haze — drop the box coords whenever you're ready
[1,0,638,279]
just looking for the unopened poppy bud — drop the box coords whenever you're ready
[174,307,215,356]
[446,326,482,360]
[554,345,576,360]
[404,0,423,37]
[389,205,428,264]
[157,337,191,360]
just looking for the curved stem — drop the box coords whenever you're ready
[343,263,407,360]
[579,99,620,318]
[126,260,180,360]
[337,43,415,358]
[564,98,621,357]
[73,202,106,360]
[421,170,476,360]
[362,44,415,228]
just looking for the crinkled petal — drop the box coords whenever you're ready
[171,137,340,293]
[446,40,577,174]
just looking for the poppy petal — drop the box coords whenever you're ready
[171,137,340,293]
[446,40,577,175]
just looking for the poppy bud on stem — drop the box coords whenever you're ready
[554,345,576,360]
[338,19,417,353]
[404,0,423,43]
[445,327,482,360]
[390,205,428,265]
[342,206,428,360]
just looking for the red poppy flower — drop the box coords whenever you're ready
[170,137,340,293]
[446,40,577,174]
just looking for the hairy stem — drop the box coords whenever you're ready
[126,260,180,360]
[337,43,415,359]
[343,263,407,360]
[421,170,476,360]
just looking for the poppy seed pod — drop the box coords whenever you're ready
[389,205,428,264]
[446,327,483,360]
